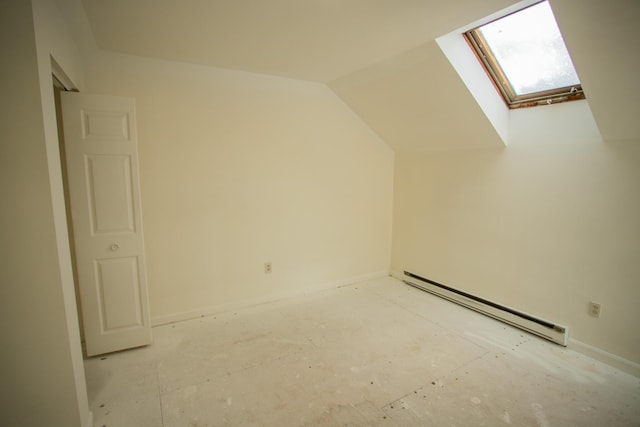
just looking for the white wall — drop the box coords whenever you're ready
[31,0,90,424]
[391,101,640,364]
[85,53,394,322]
[0,1,88,426]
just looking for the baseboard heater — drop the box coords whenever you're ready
[402,271,568,346]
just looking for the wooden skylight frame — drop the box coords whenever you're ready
[464,1,585,109]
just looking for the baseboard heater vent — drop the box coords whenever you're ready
[402,271,568,346]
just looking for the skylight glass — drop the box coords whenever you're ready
[465,1,584,107]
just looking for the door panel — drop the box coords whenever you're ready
[82,110,130,141]
[86,154,135,234]
[95,257,143,331]
[62,92,151,356]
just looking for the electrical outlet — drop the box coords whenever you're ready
[264,262,272,274]
[588,302,601,318]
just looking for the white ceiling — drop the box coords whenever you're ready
[330,41,505,151]
[550,0,640,142]
[66,0,640,149]
[80,0,515,83]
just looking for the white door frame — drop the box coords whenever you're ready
[46,55,93,427]
[51,60,84,344]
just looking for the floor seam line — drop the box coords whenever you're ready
[156,362,166,427]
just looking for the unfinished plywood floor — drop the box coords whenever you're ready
[85,276,639,426]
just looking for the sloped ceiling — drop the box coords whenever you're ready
[550,0,640,142]
[329,41,504,151]
[80,0,515,83]
[69,0,639,149]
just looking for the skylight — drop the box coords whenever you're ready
[465,1,584,108]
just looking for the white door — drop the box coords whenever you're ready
[61,92,152,356]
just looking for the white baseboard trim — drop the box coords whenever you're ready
[569,338,640,378]
[389,270,404,281]
[83,410,94,427]
[151,270,390,327]
[391,270,639,378]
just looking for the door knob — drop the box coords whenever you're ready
[110,243,120,251]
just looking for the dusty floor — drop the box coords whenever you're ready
[85,276,640,426]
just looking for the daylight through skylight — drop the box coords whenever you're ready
[465,1,584,107]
